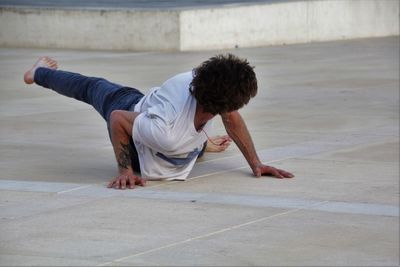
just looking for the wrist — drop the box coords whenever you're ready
[118,167,133,175]
[250,160,262,170]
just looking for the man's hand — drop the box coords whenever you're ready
[108,173,146,189]
[222,112,294,180]
[253,164,294,179]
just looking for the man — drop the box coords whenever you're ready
[24,54,294,189]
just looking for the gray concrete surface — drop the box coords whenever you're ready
[0,37,399,266]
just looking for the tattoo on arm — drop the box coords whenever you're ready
[118,142,132,169]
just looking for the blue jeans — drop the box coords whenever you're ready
[34,67,144,171]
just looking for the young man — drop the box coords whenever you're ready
[24,54,294,189]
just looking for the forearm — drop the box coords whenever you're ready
[222,111,261,172]
[111,129,134,174]
[109,110,139,174]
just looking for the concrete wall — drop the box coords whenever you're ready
[180,0,400,50]
[0,8,180,50]
[0,0,398,51]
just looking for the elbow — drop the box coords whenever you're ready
[110,110,123,129]
[109,110,129,136]
[110,110,134,138]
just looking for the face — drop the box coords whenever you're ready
[203,112,215,122]
[202,105,216,119]
[196,104,216,124]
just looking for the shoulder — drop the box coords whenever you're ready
[162,71,193,90]
[137,71,194,124]
[158,71,194,110]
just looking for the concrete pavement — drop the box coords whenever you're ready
[0,37,399,266]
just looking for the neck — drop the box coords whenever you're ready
[194,105,215,131]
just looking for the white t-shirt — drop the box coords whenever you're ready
[132,71,213,180]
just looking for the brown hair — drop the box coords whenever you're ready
[190,54,258,115]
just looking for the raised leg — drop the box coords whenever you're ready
[24,57,143,121]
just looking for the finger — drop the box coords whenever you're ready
[254,168,262,177]
[121,177,126,190]
[138,178,146,187]
[128,176,136,189]
[278,169,294,178]
[271,168,284,179]
[223,135,232,142]
[214,136,232,145]
[135,177,145,186]
[108,178,117,188]
[114,178,121,189]
[215,137,225,144]
[220,136,232,144]
[221,141,231,147]
[220,134,230,140]
[219,139,228,146]
[220,144,230,152]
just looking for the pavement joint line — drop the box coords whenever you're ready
[97,203,327,266]
[145,180,181,188]
[0,180,397,217]
[57,184,93,194]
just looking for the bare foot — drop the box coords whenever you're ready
[205,135,232,152]
[23,56,58,84]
